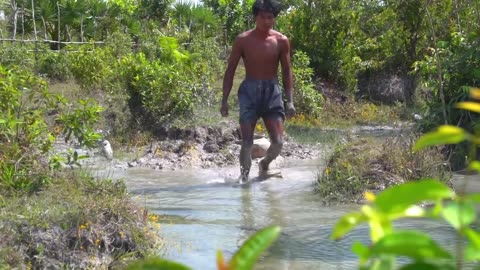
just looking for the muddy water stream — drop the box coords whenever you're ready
[91,155,474,270]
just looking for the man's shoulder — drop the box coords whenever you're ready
[237,30,254,39]
[271,30,289,41]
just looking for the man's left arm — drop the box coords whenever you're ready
[279,36,295,117]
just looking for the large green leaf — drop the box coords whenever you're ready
[126,257,192,270]
[399,262,455,270]
[374,179,454,215]
[468,161,480,173]
[465,243,480,261]
[331,212,367,240]
[229,225,281,270]
[464,227,480,261]
[414,125,469,151]
[441,201,476,229]
[352,241,370,264]
[370,231,452,259]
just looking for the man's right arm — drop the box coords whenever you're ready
[222,36,242,107]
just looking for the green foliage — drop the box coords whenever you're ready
[119,37,201,123]
[127,258,192,270]
[0,173,160,269]
[0,45,35,70]
[415,30,480,168]
[67,44,116,91]
[332,88,480,269]
[0,66,103,192]
[0,66,56,192]
[58,98,104,148]
[37,49,72,81]
[289,51,323,118]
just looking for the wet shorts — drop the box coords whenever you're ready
[238,78,285,123]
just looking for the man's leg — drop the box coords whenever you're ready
[240,120,257,182]
[259,116,284,173]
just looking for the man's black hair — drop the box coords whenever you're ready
[252,0,282,18]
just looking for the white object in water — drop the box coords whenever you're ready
[413,113,423,121]
[102,139,113,160]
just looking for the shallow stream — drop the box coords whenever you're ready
[92,155,474,270]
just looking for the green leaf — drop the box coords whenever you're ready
[370,231,452,259]
[0,119,5,124]
[465,243,480,261]
[369,256,395,270]
[441,201,476,229]
[331,212,367,240]
[126,257,192,270]
[464,228,480,247]
[456,102,480,113]
[468,161,480,173]
[414,125,468,151]
[374,179,454,215]
[399,262,455,270]
[352,241,370,264]
[230,225,281,270]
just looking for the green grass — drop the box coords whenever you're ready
[0,171,161,269]
[315,135,452,203]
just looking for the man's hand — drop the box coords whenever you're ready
[220,101,229,117]
[286,102,296,118]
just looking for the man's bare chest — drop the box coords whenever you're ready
[242,39,280,60]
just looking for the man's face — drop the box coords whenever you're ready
[255,11,275,31]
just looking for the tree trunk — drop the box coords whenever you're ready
[10,0,18,39]
[42,17,47,40]
[80,15,84,42]
[21,5,24,43]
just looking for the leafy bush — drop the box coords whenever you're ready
[415,31,480,169]
[119,37,199,124]
[0,66,103,192]
[67,44,116,91]
[188,36,225,106]
[289,51,324,118]
[0,66,56,192]
[37,49,72,81]
[0,44,35,70]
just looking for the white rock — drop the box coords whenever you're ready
[102,139,113,160]
[413,113,423,121]
[251,137,270,159]
[268,156,285,169]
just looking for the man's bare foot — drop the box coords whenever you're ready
[259,159,270,176]
[239,173,249,183]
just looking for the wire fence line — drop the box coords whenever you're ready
[0,38,106,44]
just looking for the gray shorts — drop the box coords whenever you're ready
[238,78,285,123]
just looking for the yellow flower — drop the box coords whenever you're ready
[364,191,376,202]
[148,214,159,222]
[79,224,88,230]
[325,167,331,176]
[255,123,264,132]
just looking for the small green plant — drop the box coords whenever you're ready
[0,66,103,192]
[332,87,480,269]
[289,51,324,119]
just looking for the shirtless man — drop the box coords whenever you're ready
[220,0,295,182]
